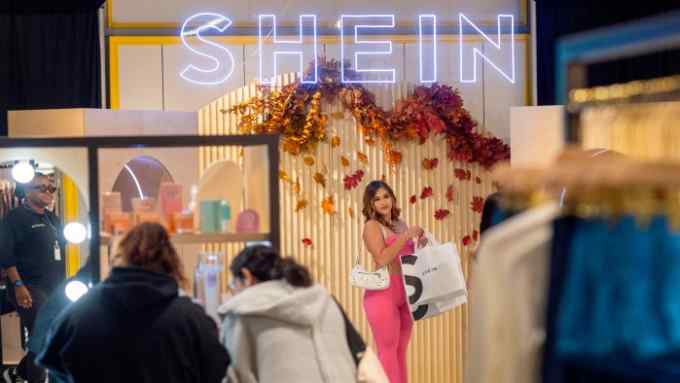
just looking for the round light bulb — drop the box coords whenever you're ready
[65,280,89,302]
[12,162,35,184]
[64,222,87,244]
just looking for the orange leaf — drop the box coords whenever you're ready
[340,156,351,167]
[348,207,354,218]
[313,172,326,188]
[388,150,402,165]
[357,151,369,164]
[365,137,376,146]
[330,136,341,147]
[422,158,439,170]
[303,156,315,166]
[295,199,308,212]
[302,238,313,247]
[321,196,336,215]
[292,180,301,194]
[279,169,290,182]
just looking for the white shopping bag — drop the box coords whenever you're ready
[400,232,467,321]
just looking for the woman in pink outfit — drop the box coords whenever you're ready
[362,180,424,383]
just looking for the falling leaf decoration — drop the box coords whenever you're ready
[381,174,387,181]
[471,196,485,213]
[409,195,417,204]
[303,156,316,166]
[462,235,472,246]
[343,169,365,190]
[357,151,369,164]
[292,180,301,194]
[446,185,456,202]
[313,172,326,188]
[472,230,479,241]
[348,207,354,218]
[295,199,308,212]
[420,186,433,199]
[475,176,482,184]
[388,150,402,165]
[365,137,376,146]
[279,169,290,182]
[434,209,451,220]
[454,168,472,181]
[302,238,313,247]
[422,158,439,170]
[321,196,336,215]
[330,136,341,147]
[340,156,351,167]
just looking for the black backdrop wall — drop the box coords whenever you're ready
[536,0,680,105]
[0,0,104,136]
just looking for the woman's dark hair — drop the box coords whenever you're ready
[230,245,312,287]
[114,222,187,288]
[362,180,400,230]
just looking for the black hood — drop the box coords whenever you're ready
[99,267,179,314]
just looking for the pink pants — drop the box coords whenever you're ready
[364,274,413,383]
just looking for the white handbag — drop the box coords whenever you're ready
[350,225,391,290]
[350,257,390,290]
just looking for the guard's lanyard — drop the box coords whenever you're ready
[24,204,61,261]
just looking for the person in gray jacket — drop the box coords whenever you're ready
[219,245,357,383]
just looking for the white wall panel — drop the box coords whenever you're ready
[483,39,527,143]
[163,43,245,112]
[118,45,164,110]
[243,43,318,86]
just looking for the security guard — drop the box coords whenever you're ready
[0,173,65,383]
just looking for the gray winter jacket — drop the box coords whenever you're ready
[218,281,357,383]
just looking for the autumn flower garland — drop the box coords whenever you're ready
[228,58,510,168]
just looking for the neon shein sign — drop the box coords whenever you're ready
[180,13,516,85]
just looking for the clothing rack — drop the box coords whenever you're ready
[556,10,680,144]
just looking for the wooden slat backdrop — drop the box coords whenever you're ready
[198,74,495,383]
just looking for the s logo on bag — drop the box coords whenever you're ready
[401,255,429,320]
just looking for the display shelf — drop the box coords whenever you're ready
[100,232,270,246]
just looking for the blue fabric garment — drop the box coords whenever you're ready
[545,214,680,382]
[658,219,680,357]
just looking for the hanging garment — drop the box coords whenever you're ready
[545,215,680,382]
[467,202,560,383]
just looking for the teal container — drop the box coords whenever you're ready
[218,201,231,232]
[200,200,220,233]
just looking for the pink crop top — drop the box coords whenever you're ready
[383,229,415,257]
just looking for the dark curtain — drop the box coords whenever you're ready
[536,0,680,105]
[0,1,104,136]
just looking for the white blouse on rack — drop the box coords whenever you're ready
[466,202,560,383]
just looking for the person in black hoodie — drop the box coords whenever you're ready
[36,222,230,383]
